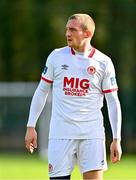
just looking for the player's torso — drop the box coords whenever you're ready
[52,48,105,100]
[49,48,106,138]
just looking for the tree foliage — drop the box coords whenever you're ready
[0,0,135,83]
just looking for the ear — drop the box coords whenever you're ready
[85,30,91,38]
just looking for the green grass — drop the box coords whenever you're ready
[0,153,136,179]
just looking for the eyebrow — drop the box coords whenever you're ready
[65,27,78,31]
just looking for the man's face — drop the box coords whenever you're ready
[65,19,86,50]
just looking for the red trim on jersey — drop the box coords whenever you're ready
[70,47,95,58]
[71,48,75,55]
[88,47,95,58]
[102,88,118,94]
[41,76,53,83]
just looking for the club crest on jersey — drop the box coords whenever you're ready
[48,163,53,172]
[61,64,69,70]
[43,66,48,74]
[87,66,96,75]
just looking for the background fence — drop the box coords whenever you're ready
[0,82,136,156]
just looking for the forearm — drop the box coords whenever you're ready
[105,91,122,139]
[27,80,51,127]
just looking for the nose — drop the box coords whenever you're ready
[65,29,71,37]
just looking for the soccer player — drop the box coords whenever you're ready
[25,13,122,180]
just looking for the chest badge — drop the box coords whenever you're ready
[87,66,96,75]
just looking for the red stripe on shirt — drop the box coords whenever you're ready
[71,48,75,55]
[71,47,95,58]
[41,76,53,83]
[88,47,95,58]
[102,88,118,94]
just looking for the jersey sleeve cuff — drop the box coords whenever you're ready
[41,76,53,83]
[27,121,36,127]
[102,88,118,94]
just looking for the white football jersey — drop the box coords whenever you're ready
[41,46,118,139]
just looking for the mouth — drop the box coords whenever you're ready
[67,37,72,42]
[67,39,73,44]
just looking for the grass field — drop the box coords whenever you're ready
[0,153,136,180]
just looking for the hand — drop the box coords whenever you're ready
[110,139,122,164]
[25,127,37,153]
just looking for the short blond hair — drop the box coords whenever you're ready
[68,13,95,37]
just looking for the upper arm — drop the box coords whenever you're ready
[102,59,118,94]
[41,51,55,84]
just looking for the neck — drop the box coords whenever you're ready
[74,41,92,53]
[73,46,93,57]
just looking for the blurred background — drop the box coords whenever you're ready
[0,0,136,179]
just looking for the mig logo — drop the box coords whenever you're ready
[63,77,90,96]
[64,77,90,89]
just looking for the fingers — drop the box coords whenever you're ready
[110,150,119,163]
[29,143,34,153]
[33,138,37,149]
[25,140,35,153]
[110,140,122,164]
[25,137,37,153]
[25,127,37,153]
[110,148,122,164]
[25,138,33,152]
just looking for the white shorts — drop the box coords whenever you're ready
[48,139,107,177]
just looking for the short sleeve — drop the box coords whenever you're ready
[102,59,118,93]
[41,51,54,84]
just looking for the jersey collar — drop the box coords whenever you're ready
[71,47,95,58]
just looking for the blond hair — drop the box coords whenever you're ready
[68,13,95,37]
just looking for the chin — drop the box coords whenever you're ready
[67,44,72,48]
[67,41,73,47]
[67,43,75,48]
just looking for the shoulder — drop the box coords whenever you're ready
[45,46,69,64]
[94,48,111,63]
[49,46,70,57]
[93,48,114,70]
[45,46,71,66]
